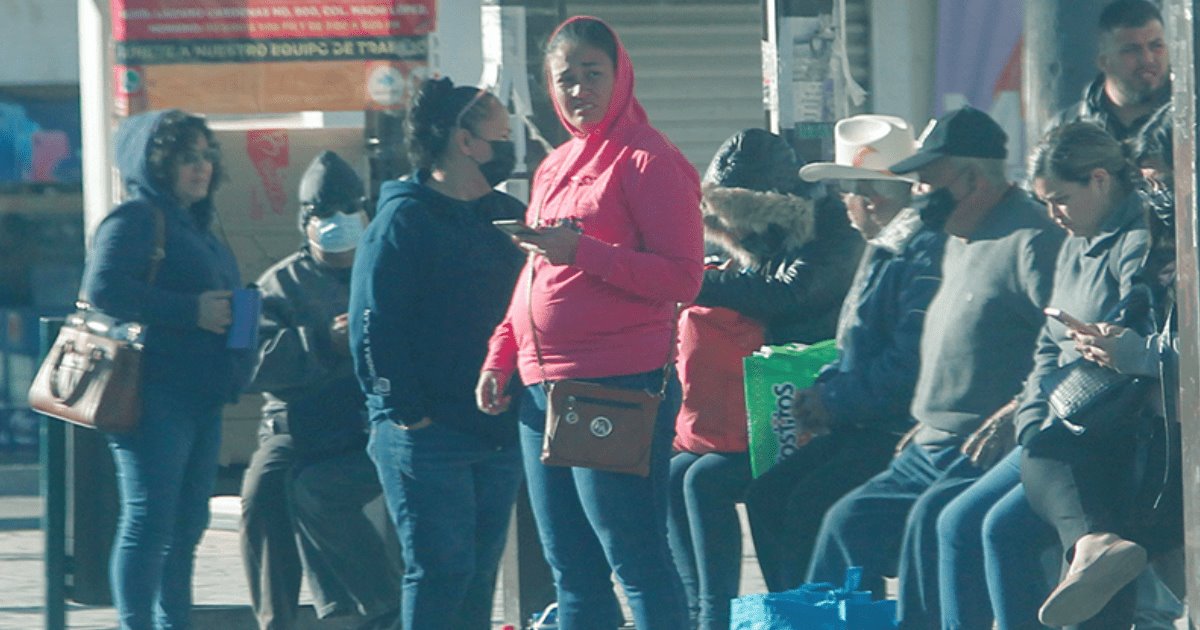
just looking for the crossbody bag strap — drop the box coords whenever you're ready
[524,196,679,398]
[146,202,166,285]
[77,202,167,310]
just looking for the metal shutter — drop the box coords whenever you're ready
[566,1,764,173]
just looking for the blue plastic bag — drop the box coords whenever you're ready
[730,567,897,630]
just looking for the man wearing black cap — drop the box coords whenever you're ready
[241,151,400,629]
[805,107,1064,629]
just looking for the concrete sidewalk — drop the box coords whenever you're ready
[0,462,769,629]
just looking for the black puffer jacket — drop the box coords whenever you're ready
[1051,73,1171,141]
[694,129,864,344]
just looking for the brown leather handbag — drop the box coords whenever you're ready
[28,310,146,432]
[527,258,675,477]
[542,377,664,476]
[28,205,165,433]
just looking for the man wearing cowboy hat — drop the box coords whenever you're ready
[804,106,1064,629]
[742,114,947,593]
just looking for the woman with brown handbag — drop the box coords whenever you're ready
[476,16,703,630]
[81,110,247,629]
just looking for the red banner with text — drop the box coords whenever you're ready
[111,0,436,113]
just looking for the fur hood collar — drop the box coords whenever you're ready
[701,184,816,267]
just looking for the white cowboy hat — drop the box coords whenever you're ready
[799,115,917,182]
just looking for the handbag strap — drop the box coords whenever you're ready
[77,202,167,310]
[524,197,678,398]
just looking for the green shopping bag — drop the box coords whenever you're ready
[743,339,839,478]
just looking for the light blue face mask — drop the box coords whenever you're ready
[310,211,365,253]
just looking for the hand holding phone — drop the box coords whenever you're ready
[492,219,541,238]
[1043,307,1098,334]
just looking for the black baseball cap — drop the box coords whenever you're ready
[889,106,1007,174]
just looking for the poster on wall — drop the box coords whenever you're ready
[110,0,437,114]
[0,96,82,185]
[934,0,1024,180]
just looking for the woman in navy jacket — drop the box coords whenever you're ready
[348,78,526,629]
[81,109,245,629]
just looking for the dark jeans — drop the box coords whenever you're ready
[368,419,523,630]
[807,440,983,630]
[519,372,689,630]
[1022,420,1184,629]
[107,387,223,630]
[240,435,401,629]
[743,428,899,592]
[666,450,751,630]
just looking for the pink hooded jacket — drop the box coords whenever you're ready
[483,16,703,384]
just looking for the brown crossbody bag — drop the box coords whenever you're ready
[526,235,676,477]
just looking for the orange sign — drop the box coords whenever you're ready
[111,1,435,113]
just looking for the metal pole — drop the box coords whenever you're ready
[1162,1,1200,623]
[480,1,563,623]
[1021,1,1104,152]
[38,318,66,630]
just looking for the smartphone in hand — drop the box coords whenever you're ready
[492,219,540,238]
[1043,307,1097,334]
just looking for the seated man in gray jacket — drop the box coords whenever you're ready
[240,151,400,630]
[805,107,1065,629]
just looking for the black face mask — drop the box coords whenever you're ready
[913,187,957,230]
[478,140,517,187]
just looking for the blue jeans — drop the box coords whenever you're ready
[937,448,1053,630]
[667,450,751,630]
[107,387,223,630]
[807,440,982,630]
[519,372,689,630]
[368,419,522,630]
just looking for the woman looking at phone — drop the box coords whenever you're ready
[1022,114,1182,627]
[1015,121,1163,627]
[476,16,702,629]
[348,77,526,628]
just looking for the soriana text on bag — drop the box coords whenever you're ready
[744,340,839,478]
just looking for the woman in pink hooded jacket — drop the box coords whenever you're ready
[475,15,703,630]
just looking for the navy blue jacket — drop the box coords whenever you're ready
[348,172,525,445]
[817,210,946,434]
[80,110,245,406]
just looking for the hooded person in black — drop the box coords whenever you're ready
[695,128,863,345]
[240,151,400,630]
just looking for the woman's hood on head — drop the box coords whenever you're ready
[703,128,802,194]
[701,184,816,267]
[546,16,647,138]
[114,109,177,200]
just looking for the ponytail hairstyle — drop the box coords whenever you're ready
[405,77,499,169]
[1029,121,1137,195]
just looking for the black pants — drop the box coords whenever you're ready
[1022,418,1182,629]
[240,434,402,629]
[743,427,900,592]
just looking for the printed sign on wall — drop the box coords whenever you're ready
[111,1,436,113]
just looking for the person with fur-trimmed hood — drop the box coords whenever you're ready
[695,128,862,345]
[667,128,863,630]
